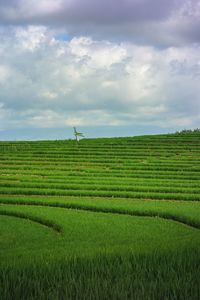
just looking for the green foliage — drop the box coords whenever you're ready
[1,132,200,299]
[1,250,200,300]
[175,128,200,134]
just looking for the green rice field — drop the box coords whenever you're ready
[1,132,200,299]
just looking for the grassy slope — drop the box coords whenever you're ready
[1,205,200,263]
[1,132,200,299]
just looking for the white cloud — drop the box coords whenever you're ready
[69,37,127,69]
[40,91,58,99]
[0,25,200,132]
[0,65,12,83]
[14,26,49,51]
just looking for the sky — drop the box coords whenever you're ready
[0,0,200,140]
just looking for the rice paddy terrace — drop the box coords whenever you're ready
[1,132,200,299]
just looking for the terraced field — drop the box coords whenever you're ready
[1,132,200,299]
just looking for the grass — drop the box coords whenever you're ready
[1,250,200,300]
[2,204,200,264]
[1,196,200,229]
[1,132,200,299]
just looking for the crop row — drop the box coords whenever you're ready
[1,180,200,195]
[1,161,200,172]
[1,156,200,167]
[1,162,200,173]
[0,186,199,201]
[1,145,200,156]
[1,195,200,230]
[1,174,200,188]
[2,168,200,180]
[1,143,200,150]
[3,142,196,149]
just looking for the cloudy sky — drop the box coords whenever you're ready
[0,0,200,140]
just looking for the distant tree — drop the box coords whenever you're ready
[175,128,200,134]
[73,127,84,142]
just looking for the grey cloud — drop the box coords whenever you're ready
[0,0,177,24]
[59,0,177,24]
[0,0,199,46]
